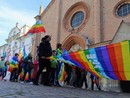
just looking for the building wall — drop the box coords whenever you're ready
[38,0,130,50]
[60,0,96,43]
[0,44,7,58]
[112,21,130,43]
[0,24,32,61]
[40,0,60,49]
[102,0,130,41]
[39,0,95,49]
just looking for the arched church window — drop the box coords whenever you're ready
[71,11,84,29]
[116,2,130,17]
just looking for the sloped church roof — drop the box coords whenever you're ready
[111,20,130,44]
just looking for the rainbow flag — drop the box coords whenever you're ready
[24,20,46,36]
[8,57,18,72]
[55,40,130,80]
[19,46,27,60]
[20,69,29,81]
[19,50,22,60]
[58,63,66,82]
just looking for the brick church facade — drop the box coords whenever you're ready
[32,0,130,91]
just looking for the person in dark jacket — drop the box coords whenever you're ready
[33,35,52,86]
[21,53,33,83]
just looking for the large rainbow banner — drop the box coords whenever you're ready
[55,40,130,80]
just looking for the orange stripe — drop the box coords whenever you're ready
[114,43,126,80]
[107,44,122,80]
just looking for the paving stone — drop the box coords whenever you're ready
[0,81,130,98]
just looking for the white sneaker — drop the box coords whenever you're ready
[20,81,24,83]
[29,82,33,84]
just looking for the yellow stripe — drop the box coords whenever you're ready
[79,51,102,78]
[121,41,130,80]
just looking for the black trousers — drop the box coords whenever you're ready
[90,75,101,90]
[49,68,56,85]
[64,69,71,85]
[80,74,88,88]
[34,58,51,85]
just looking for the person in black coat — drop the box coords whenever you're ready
[33,35,52,86]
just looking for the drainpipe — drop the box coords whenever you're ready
[94,0,101,43]
[57,0,63,43]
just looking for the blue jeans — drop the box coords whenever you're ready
[0,68,4,77]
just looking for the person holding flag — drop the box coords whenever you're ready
[21,53,33,83]
[15,46,27,81]
[9,53,19,82]
[33,35,52,86]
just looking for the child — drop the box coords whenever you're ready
[50,50,57,85]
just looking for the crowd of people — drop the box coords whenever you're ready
[0,35,101,91]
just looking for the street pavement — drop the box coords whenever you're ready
[0,81,130,98]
